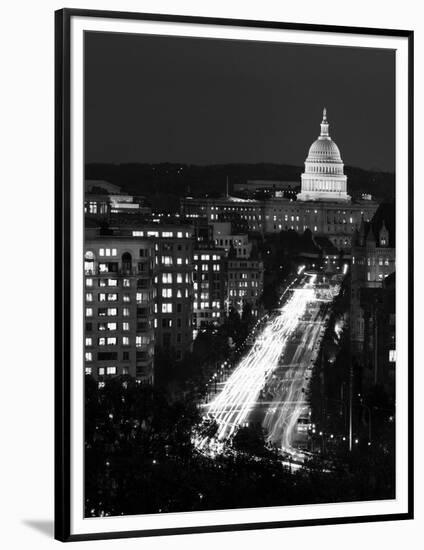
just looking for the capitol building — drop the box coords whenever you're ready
[297,108,350,203]
[182,109,379,250]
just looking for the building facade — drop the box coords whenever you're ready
[84,236,156,383]
[150,225,195,361]
[350,219,396,392]
[212,221,252,258]
[192,245,227,332]
[227,254,264,317]
[180,110,379,250]
[182,196,265,234]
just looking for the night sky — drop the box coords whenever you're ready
[84,31,395,172]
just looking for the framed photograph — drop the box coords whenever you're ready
[55,8,414,542]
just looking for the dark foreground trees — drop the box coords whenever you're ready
[85,375,396,518]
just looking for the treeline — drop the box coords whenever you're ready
[85,376,395,518]
[85,162,394,209]
[154,302,255,397]
[306,277,395,497]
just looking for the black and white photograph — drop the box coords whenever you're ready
[54,8,413,542]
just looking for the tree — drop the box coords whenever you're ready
[232,425,267,456]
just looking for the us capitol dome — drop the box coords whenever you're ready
[297,108,351,202]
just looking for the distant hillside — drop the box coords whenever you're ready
[85,163,395,211]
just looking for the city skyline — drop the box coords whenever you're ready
[83,30,397,520]
[85,32,395,172]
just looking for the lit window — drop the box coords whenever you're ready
[85,367,92,375]
[123,294,130,302]
[99,293,106,302]
[136,335,149,347]
[161,256,173,265]
[176,274,183,283]
[85,352,92,361]
[122,336,129,346]
[107,322,117,331]
[389,350,396,362]
[177,258,183,265]
[162,303,172,313]
[85,293,93,302]
[106,366,117,375]
[122,322,130,331]
[162,273,172,284]
[162,288,172,298]
[108,279,117,287]
[123,308,130,317]
[162,231,173,238]
[85,308,93,317]
[123,279,130,288]
[86,278,93,287]
[85,337,92,346]
[136,291,149,302]
[107,308,118,316]
[98,368,105,376]
[177,231,183,238]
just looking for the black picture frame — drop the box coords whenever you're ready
[55,8,414,542]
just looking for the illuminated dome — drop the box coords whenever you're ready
[297,108,350,202]
[306,137,342,163]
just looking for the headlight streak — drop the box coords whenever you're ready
[197,275,319,452]
[263,317,323,457]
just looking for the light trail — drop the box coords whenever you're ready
[263,281,340,458]
[197,274,317,450]
[263,316,325,455]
